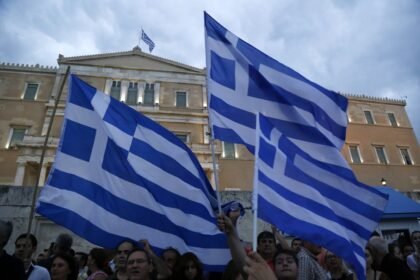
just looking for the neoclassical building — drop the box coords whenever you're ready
[1,47,419,198]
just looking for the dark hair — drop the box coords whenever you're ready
[257,231,275,244]
[75,252,88,267]
[127,248,151,264]
[172,252,204,280]
[222,259,241,280]
[116,239,137,250]
[55,233,73,252]
[161,247,181,259]
[51,253,78,280]
[89,248,111,274]
[388,243,400,256]
[273,249,298,268]
[15,233,38,248]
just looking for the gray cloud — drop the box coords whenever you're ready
[1,0,419,138]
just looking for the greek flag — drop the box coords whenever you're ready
[205,12,388,280]
[36,74,230,271]
[141,29,155,53]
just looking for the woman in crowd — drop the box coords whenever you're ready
[50,253,78,280]
[87,248,111,280]
[172,252,205,280]
[324,251,354,280]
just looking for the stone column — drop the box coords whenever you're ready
[138,82,145,104]
[104,79,113,94]
[38,164,48,186]
[120,80,129,102]
[14,162,26,186]
[154,83,160,105]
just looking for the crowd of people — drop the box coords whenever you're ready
[1,206,419,280]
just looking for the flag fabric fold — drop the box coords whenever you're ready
[141,29,155,53]
[36,74,230,271]
[205,12,388,280]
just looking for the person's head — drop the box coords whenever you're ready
[324,251,344,272]
[54,233,73,254]
[0,219,13,249]
[115,240,136,271]
[74,252,88,269]
[126,249,152,280]
[302,240,322,255]
[14,233,37,260]
[402,244,415,259]
[88,248,110,273]
[50,253,78,280]
[161,247,180,271]
[366,236,388,269]
[365,247,373,271]
[411,231,420,250]
[173,252,204,280]
[222,259,244,280]
[37,253,47,263]
[257,231,276,260]
[273,249,298,280]
[388,243,402,260]
[291,238,302,252]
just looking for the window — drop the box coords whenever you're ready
[349,145,362,164]
[222,142,236,159]
[143,83,155,106]
[175,134,188,143]
[375,146,388,164]
[400,148,413,165]
[110,81,121,100]
[23,83,39,100]
[176,91,187,108]
[6,127,26,148]
[126,82,138,105]
[364,111,374,124]
[387,113,398,127]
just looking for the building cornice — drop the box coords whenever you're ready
[341,92,406,106]
[0,62,57,73]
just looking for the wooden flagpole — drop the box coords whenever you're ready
[25,66,71,237]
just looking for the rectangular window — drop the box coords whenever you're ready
[364,111,374,124]
[23,83,39,100]
[143,83,155,106]
[175,134,188,143]
[349,145,362,164]
[222,142,236,159]
[176,91,187,108]
[387,113,398,127]
[6,127,26,148]
[375,146,388,164]
[400,148,413,165]
[126,82,138,105]
[110,81,121,100]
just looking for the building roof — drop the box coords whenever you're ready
[377,186,420,219]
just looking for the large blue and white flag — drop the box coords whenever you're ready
[36,74,230,270]
[141,29,155,53]
[205,12,388,280]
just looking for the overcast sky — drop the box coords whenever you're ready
[1,0,419,138]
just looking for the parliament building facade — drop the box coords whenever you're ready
[1,47,419,199]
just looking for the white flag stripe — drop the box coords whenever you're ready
[290,138,349,168]
[133,125,201,179]
[258,153,377,232]
[91,90,111,118]
[294,155,388,211]
[53,151,217,232]
[260,64,347,127]
[258,181,365,255]
[39,186,230,265]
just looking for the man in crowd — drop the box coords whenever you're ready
[297,240,328,280]
[0,219,25,280]
[14,233,50,279]
[406,231,420,279]
[108,240,136,280]
[367,235,414,280]
[257,231,277,269]
[38,233,73,271]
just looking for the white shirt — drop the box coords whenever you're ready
[28,263,51,280]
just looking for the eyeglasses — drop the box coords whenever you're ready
[127,258,148,265]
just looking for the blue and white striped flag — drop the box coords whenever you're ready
[141,29,155,53]
[205,12,388,280]
[36,74,230,271]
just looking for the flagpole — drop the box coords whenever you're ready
[203,14,222,213]
[25,65,71,237]
[252,113,260,251]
